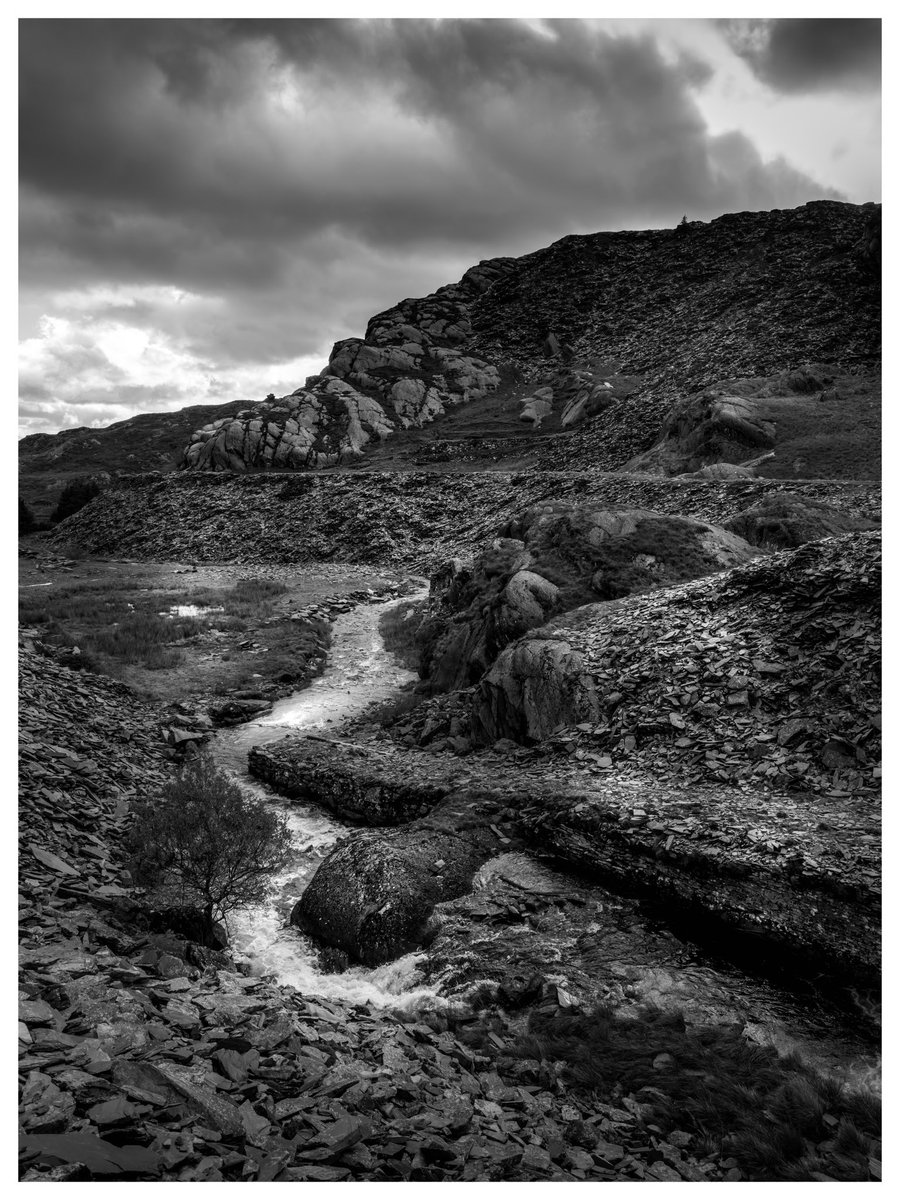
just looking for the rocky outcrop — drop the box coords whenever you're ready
[472,637,600,744]
[291,794,510,966]
[523,783,880,986]
[419,504,759,692]
[725,492,879,549]
[626,391,776,476]
[182,378,394,471]
[181,258,515,473]
[426,852,878,1073]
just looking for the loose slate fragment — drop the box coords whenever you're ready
[28,845,77,875]
[20,1133,161,1176]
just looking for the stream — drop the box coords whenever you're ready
[214,592,438,1010]
[212,592,879,1085]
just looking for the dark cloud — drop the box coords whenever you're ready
[19,18,853,434]
[721,18,881,94]
[20,19,842,269]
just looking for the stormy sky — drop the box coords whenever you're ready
[19,16,881,437]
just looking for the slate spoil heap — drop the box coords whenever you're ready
[52,468,878,569]
[470,201,880,471]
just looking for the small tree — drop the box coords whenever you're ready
[127,753,293,929]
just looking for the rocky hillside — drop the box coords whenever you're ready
[19,400,253,523]
[177,199,883,475]
[176,200,879,478]
[22,200,880,513]
[471,201,881,473]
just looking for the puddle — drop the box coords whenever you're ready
[163,604,225,618]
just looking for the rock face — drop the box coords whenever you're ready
[418,504,759,692]
[291,795,508,966]
[181,258,515,472]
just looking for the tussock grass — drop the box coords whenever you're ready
[85,613,203,668]
[493,1003,880,1182]
[378,600,427,672]
[20,575,293,677]
[531,515,716,606]
[225,578,288,615]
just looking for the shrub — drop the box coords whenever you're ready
[126,753,292,928]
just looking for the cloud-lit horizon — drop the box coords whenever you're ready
[19,17,881,438]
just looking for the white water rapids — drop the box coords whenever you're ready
[214,592,439,1010]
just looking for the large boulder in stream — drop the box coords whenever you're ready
[291,795,512,966]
